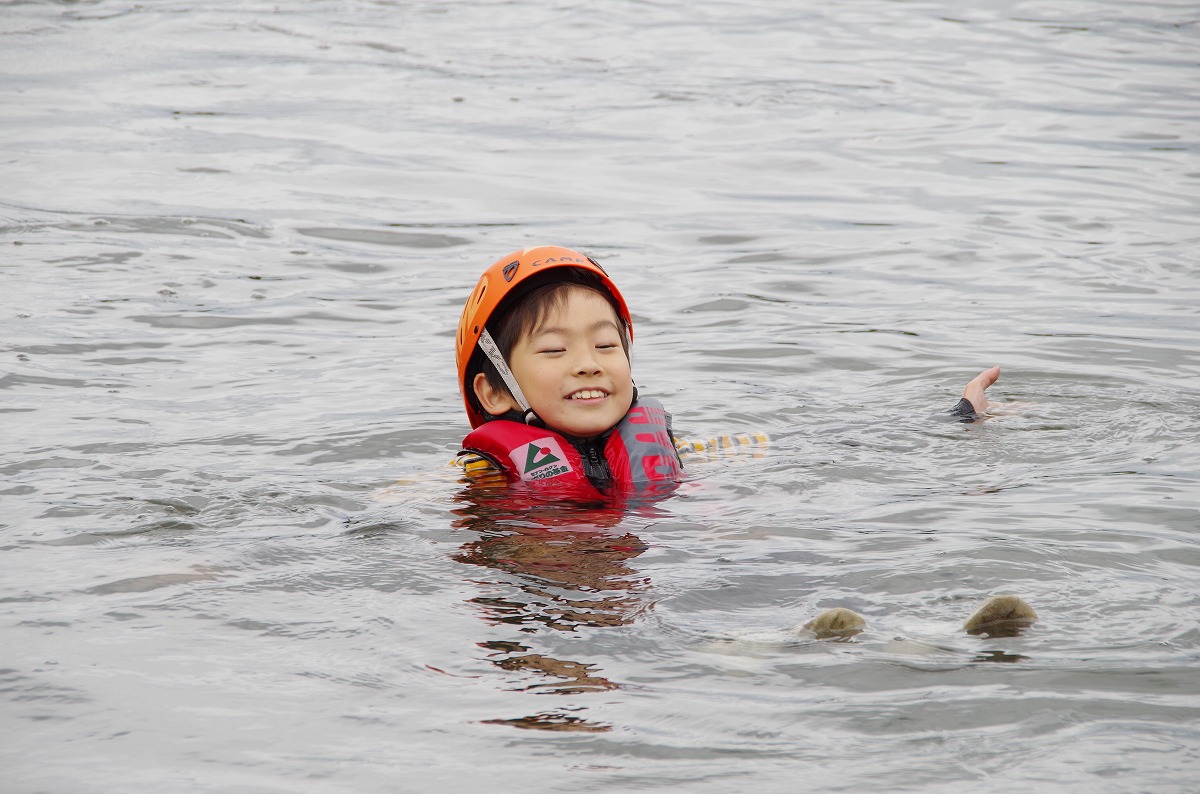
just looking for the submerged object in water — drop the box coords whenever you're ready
[800,607,867,639]
[963,594,1038,637]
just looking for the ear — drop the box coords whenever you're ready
[473,372,520,416]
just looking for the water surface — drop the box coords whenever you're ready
[3,0,1199,791]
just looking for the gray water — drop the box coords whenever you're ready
[3,0,1199,791]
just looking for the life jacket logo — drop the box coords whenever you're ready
[510,436,572,481]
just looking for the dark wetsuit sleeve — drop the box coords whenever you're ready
[949,396,980,422]
[666,419,684,468]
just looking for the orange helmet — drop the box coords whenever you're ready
[456,245,633,429]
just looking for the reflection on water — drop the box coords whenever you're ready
[452,485,664,731]
[480,707,613,733]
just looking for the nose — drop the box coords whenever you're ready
[573,344,602,375]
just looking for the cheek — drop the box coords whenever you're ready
[517,361,562,398]
[526,359,560,382]
[510,352,547,379]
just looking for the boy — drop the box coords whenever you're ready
[453,245,1033,639]
[454,245,998,495]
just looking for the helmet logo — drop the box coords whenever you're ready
[530,255,587,268]
[502,261,519,282]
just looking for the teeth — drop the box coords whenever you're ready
[570,389,606,400]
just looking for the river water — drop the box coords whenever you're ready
[3,0,1199,791]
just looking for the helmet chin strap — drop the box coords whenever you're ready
[477,329,540,424]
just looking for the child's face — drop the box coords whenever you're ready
[477,286,633,438]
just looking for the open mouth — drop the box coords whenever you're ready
[567,389,608,400]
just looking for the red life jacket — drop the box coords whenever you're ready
[461,397,682,498]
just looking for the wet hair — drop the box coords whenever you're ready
[466,268,631,420]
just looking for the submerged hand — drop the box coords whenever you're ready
[962,366,1001,414]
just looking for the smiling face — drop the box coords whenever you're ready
[472,286,633,438]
